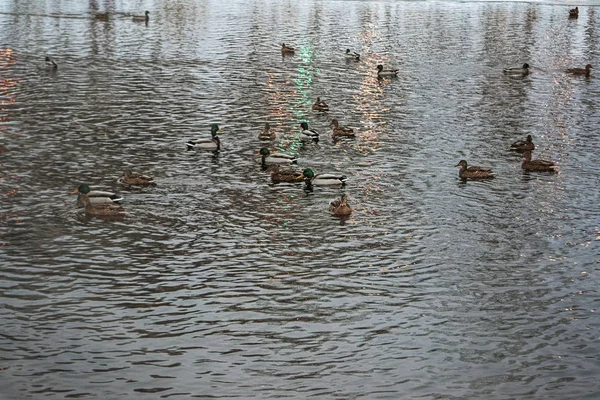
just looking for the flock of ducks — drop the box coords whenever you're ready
[68,7,589,217]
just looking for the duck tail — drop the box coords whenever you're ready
[186,141,195,150]
[340,175,348,182]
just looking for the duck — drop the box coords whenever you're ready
[345,49,360,61]
[566,64,592,77]
[72,184,123,207]
[186,124,221,151]
[569,6,579,17]
[45,56,57,69]
[258,122,276,140]
[281,43,295,54]
[503,63,530,75]
[312,97,329,112]
[302,168,347,187]
[299,122,320,141]
[455,160,494,181]
[132,10,149,23]
[118,169,156,187]
[376,64,398,77]
[259,147,298,169]
[81,199,127,217]
[329,194,353,216]
[269,165,305,184]
[510,135,535,152]
[330,119,355,137]
[522,150,557,172]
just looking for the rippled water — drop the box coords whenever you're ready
[1,0,599,398]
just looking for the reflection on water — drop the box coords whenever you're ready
[1,0,600,398]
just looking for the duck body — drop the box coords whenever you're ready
[186,124,221,151]
[330,119,355,137]
[511,135,535,152]
[303,168,347,187]
[281,43,295,54]
[299,122,320,141]
[118,170,156,187]
[258,123,276,140]
[521,150,557,172]
[329,194,353,216]
[345,49,360,61]
[45,56,57,69]
[377,64,398,77]
[132,10,149,23]
[455,160,494,181]
[312,97,329,112]
[269,166,304,184]
[566,64,592,76]
[503,63,530,75]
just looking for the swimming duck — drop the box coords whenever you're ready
[118,169,156,187]
[330,119,355,137]
[510,135,535,152]
[455,160,494,181]
[72,184,123,207]
[132,10,149,23]
[346,49,360,61]
[566,64,592,77]
[186,124,221,151]
[377,64,398,77]
[94,12,109,21]
[258,123,276,140]
[522,150,557,172]
[281,43,295,54]
[269,165,305,184]
[503,63,530,75]
[302,168,347,187]
[45,56,57,69]
[299,122,320,141]
[312,97,329,112]
[329,194,353,216]
[259,147,298,169]
[569,6,579,17]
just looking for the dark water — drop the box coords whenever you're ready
[1,0,599,398]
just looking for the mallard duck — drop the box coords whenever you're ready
[118,169,156,187]
[511,135,535,152]
[45,56,57,69]
[132,10,149,23]
[329,194,352,216]
[312,97,329,112]
[455,160,494,181]
[82,201,127,217]
[72,184,123,207]
[302,168,347,187]
[522,150,557,172]
[345,49,360,61]
[258,122,276,140]
[377,64,398,77]
[566,64,592,77]
[569,6,579,17]
[269,165,304,184]
[259,147,297,169]
[330,119,355,137]
[503,63,530,75]
[186,124,221,151]
[281,43,295,54]
[299,122,320,141]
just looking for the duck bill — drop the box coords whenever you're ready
[71,188,80,194]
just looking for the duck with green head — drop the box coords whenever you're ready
[503,63,530,76]
[72,183,123,206]
[259,147,297,170]
[299,122,319,141]
[377,64,398,77]
[302,168,347,188]
[186,124,221,151]
[455,160,494,181]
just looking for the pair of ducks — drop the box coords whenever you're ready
[73,171,155,216]
[456,135,556,180]
[503,63,592,77]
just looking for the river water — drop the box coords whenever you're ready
[1,0,599,398]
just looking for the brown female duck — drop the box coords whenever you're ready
[455,160,494,180]
[566,64,592,77]
[330,119,355,137]
[522,150,557,172]
[329,194,353,216]
[511,135,534,152]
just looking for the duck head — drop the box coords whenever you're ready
[455,160,468,169]
[72,184,91,195]
[210,124,220,137]
[299,122,309,130]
